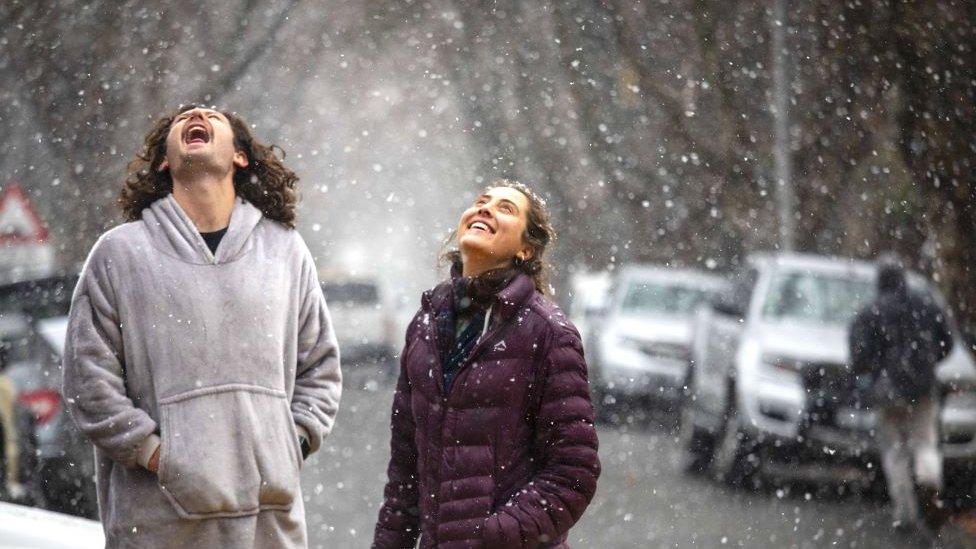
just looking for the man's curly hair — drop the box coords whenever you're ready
[118,104,298,227]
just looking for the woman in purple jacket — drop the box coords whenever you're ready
[373,180,601,549]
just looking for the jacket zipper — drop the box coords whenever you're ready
[426,304,512,543]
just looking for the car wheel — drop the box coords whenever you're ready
[39,458,98,519]
[678,394,715,475]
[943,460,976,510]
[711,397,762,488]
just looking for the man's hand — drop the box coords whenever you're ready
[147,446,160,473]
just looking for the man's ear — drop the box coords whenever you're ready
[157,159,169,173]
[233,150,249,169]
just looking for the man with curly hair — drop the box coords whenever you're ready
[62,105,341,548]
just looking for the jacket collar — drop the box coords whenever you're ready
[142,194,263,265]
[423,267,536,323]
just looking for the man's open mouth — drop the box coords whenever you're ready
[183,124,211,145]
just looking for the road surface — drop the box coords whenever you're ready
[299,368,945,548]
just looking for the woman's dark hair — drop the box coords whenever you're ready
[118,104,299,227]
[443,179,556,295]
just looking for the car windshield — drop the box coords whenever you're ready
[618,280,712,316]
[762,271,874,324]
[0,276,76,362]
[322,282,379,306]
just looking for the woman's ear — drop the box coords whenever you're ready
[517,247,534,262]
[157,159,169,173]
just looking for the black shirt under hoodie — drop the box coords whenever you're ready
[200,227,228,255]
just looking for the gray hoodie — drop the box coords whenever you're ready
[62,195,341,548]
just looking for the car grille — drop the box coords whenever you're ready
[637,342,690,361]
[799,361,861,430]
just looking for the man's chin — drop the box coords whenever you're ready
[170,156,228,180]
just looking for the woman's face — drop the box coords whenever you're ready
[457,186,532,268]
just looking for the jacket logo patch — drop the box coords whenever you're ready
[493,340,507,352]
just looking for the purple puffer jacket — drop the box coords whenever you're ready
[373,272,601,549]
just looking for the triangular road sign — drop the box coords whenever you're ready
[0,183,49,245]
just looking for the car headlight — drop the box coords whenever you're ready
[617,335,641,349]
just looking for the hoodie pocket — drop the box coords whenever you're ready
[156,384,301,519]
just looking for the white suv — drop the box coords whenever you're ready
[680,253,976,491]
[588,265,725,413]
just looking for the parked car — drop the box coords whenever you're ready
[321,277,396,365]
[0,272,97,518]
[0,501,103,548]
[680,253,976,492]
[588,265,725,414]
[567,270,611,347]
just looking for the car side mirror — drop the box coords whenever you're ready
[710,295,744,318]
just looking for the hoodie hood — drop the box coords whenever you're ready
[142,194,263,265]
[877,255,908,296]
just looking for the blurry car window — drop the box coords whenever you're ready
[762,272,874,324]
[619,282,711,316]
[322,282,380,306]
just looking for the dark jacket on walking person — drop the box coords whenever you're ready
[848,256,953,532]
[373,182,600,549]
[849,260,953,403]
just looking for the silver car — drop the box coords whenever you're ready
[680,253,976,490]
[321,277,396,367]
[589,265,725,413]
[1,273,97,518]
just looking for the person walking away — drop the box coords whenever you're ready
[62,105,341,548]
[849,255,953,534]
[0,364,24,500]
[373,180,601,548]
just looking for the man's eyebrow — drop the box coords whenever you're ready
[177,109,223,118]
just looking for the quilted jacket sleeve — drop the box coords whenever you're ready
[373,316,422,549]
[483,330,601,548]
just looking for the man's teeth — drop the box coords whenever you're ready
[186,127,208,143]
[471,222,489,232]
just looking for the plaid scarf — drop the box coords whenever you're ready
[436,268,516,392]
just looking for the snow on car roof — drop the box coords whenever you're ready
[748,252,876,278]
[616,264,725,289]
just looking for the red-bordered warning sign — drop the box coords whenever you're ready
[0,183,49,245]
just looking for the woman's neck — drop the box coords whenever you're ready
[460,253,510,278]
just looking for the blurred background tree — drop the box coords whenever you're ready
[0,0,973,332]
